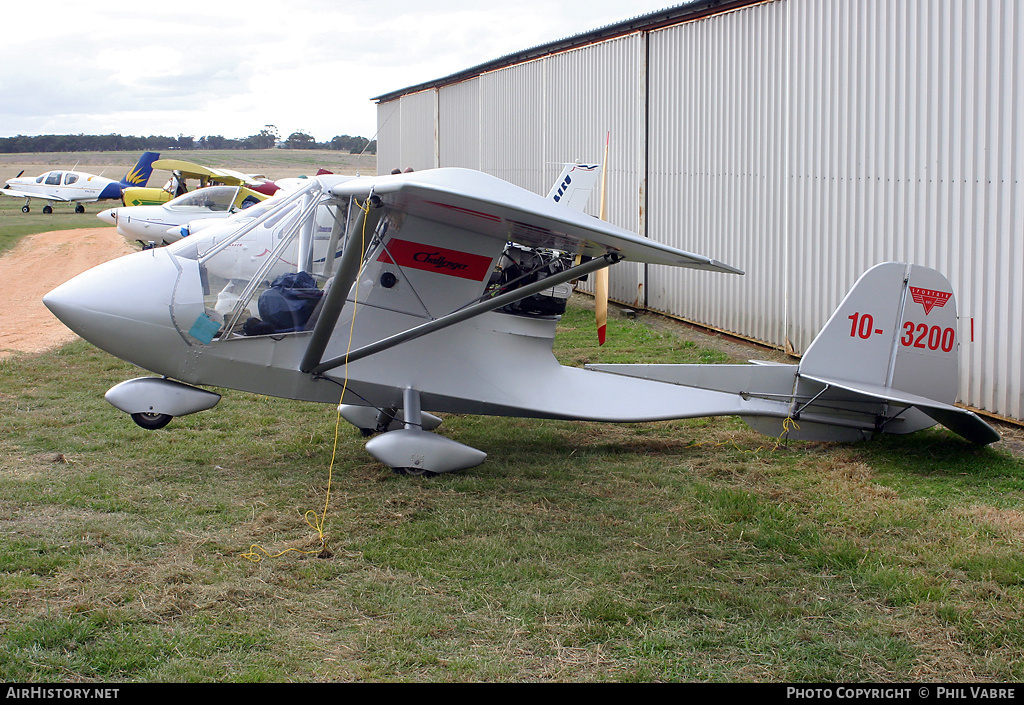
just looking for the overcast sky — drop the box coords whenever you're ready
[1,1,681,142]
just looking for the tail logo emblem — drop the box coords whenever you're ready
[910,287,951,315]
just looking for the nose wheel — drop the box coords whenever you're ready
[392,466,438,478]
[130,412,173,430]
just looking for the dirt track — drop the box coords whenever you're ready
[0,227,134,358]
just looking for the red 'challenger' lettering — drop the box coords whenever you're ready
[378,238,493,281]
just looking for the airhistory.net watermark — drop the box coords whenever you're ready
[6,688,119,700]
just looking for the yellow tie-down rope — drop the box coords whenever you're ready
[685,416,801,455]
[241,198,372,564]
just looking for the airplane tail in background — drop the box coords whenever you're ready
[120,152,160,187]
[547,163,601,211]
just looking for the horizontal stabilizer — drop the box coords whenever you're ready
[590,261,1000,446]
[801,373,1000,445]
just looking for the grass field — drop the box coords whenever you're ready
[1,157,1023,682]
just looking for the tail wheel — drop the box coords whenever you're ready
[130,412,173,430]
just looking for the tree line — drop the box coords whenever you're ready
[0,130,376,154]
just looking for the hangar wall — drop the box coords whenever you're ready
[375,0,1024,423]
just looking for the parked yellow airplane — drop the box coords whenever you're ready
[122,158,280,207]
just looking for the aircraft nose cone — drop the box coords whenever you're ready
[97,208,117,225]
[167,225,188,242]
[43,248,192,375]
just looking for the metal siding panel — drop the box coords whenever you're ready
[376,0,1024,421]
[375,99,402,176]
[438,79,481,169]
[648,2,788,346]
[396,90,439,172]
[478,61,547,193]
[780,0,1024,419]
[375,91,438,174]
[543,35,647,306]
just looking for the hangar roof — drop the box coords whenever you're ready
[373,0,765,104]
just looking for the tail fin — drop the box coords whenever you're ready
[546,163,600,211]
[795,262,998,444]
[120,152,160,187]
[800,263,956,401]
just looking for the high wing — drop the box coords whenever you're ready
[151,159,255,187]
[330,168,743,273]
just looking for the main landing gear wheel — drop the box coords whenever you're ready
[42,205,53,214]
[21,205,29,213]
[75,204,85,213]
[130,412,173,430]
[392,466,439,478]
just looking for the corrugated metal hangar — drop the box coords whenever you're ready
[374,0,1024,424]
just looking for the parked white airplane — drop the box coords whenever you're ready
[2,152,159,213]
[97,184,268,247]
[44,168,998,477]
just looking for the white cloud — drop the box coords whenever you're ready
[0,1,680,141]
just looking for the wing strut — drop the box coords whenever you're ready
[308,253,620,376]
[299,200,383,373]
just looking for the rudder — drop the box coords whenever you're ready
[121,152,160,187]
[546,163,600,211]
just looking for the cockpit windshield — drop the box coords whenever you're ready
[168,180,353,342]
[167,186,239,211]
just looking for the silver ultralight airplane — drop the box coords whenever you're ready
[2,152,160,213]
[43,167,1000,475]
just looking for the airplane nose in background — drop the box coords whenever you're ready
[97,208,117,225]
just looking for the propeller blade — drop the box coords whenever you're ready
[596,132,610,345]
[15,170,24,179]
[595,268,608,345]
